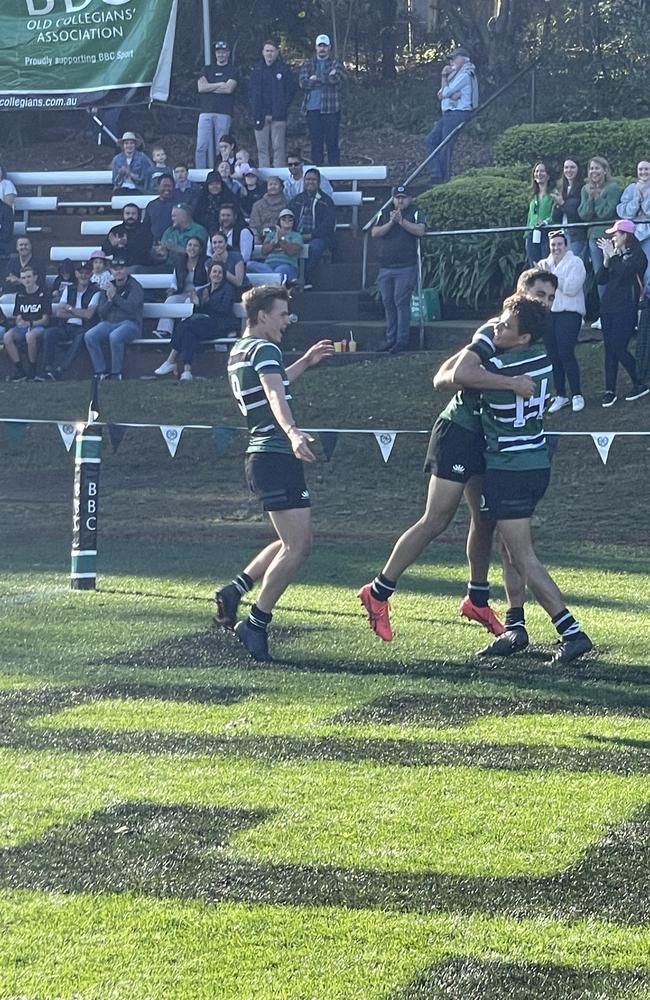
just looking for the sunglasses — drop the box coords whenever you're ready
[287,161,302,167]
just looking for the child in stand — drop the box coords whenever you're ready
[90,250,113,289]
[234,149,253,179]
[148,146,169,192]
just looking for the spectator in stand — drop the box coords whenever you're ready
[0,198,14,276]
[247,208,304,283]
[284,150,333,199]
[217,160,242,200]
[41,260,101,380]
[616,159,650,286]
[525,162,554,265]
[196,41,238,170]
[578,156,622,322]
[238,169,267,219]
[144,174,175,243]
[101,203,153,267]
[90,250,113,289]
[0,163,17,210]
[84,256,144,380]
[234,149,253,179]
[299,35,345,166]
[154,236,211,339]
[173,163,199,211]
[550,157,585,258]
[154,261,237,381]
[288,167,336,288]
[426,47,478,182]
[249,40,296,168]
[216,134,238,172]
[248,176,288,241]
[155,205,209,265]
[3,236,45,293]
[540,230,587,414]
[50,258,76,302]
[371,184,425,354]
[210,231,246,293]
[218,204,254,263]
[111,132,153,193]
[3,265,50,381]
[596,219,648,406]
[147,146,169,192]
[195,171,233,234]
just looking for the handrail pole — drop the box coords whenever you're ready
[417,240,425,349]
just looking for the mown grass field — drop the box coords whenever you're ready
[0,342,649,999]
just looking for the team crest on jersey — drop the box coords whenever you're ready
[452,463,465,475]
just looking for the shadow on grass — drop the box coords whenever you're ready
[1,801,649,926]
[391,957,648,1000]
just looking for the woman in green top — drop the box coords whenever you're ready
[578,156,622,303]
[525,161,554,265]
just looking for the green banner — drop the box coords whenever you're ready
[0,0,178,110]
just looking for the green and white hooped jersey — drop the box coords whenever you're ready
[438,321,496,434]
[480,345,552,470]
[227,336,293,455]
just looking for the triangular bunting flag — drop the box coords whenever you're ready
[108,424,127,452]
[319,431,339,462]
[212,426,237,455]
[5,421,29,446]
[57,422,77,452]
[591,432,615,465]
[87,377,100,424]
[374,430,397,463]
[160,425,184,457]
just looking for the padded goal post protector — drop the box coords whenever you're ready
[71,424,102,591]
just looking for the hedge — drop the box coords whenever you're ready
[493,119,650,179]
[415,169,530,310]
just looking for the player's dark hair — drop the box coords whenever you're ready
[243,284,290,325]
[304,168,321,183]
[503,293,549,344]
[263,38,279,48]
[516,267,558,292]
[19,266,35,276]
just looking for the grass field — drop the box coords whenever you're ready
[1,344,649,998]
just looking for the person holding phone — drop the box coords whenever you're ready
[425,47,478,182]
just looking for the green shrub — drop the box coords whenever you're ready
[493,119,650,179]
[415,170,529,310]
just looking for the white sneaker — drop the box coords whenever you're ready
[179,371,193,381]
[154,360,176,376]
[548,395,569,414]
[572,394,585,412]
[591,318,602,330]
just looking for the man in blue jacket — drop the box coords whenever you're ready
[249,40,296,169]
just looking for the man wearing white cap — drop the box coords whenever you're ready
[110,132,153,193]
[299,34,345,166]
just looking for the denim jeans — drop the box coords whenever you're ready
[589,239,605,300]
[306,111,340,166]
[526,230,550,266]
[43,321,86,371]
[195,113,232,169]
[246,261,298,281]
[377,264,417,348]
[84,319,139,375]
[305,237,330,284]
[425,110,472,181]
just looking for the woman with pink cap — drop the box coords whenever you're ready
[596,219,648,406]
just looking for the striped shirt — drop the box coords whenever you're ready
[480,345,553,470]
[227,336,293,455]
[439,322,496,434]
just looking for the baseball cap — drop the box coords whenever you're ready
[244,167,258,177]
[214,40,229,49]
[89,250,108,260]
[111,255,129,267]
[448,46,471,59]
[76,260,92,271]
[316,34,331,45]
[605,219,636,235]
[278,208,295,219]
[392,184,410,197]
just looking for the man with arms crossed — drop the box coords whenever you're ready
[216,285,333,661]
[357,268,558,643]
[450,293,593,664]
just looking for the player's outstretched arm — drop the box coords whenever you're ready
[451,350,536,398]
[260,373,317,463]
[286,339,335,382]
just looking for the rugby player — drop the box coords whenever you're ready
[450,293,593,663]
[215,285,333,661]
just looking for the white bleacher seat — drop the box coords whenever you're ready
[188,166,387,184]
[14,197,58,212]
[245,273,284,286]
[81,220,119,236]
[9,171,113,187]
[51,246,101,262]
[14,222,27,236]
[112,195,157,211]
[143,303,193,320]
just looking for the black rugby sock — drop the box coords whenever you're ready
[371,573,396,602]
